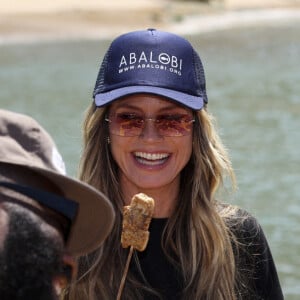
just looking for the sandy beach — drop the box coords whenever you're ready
[0,0,300,44]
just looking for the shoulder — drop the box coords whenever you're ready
[218,204,284,299]
[218,205,269,278]
[217,204,262,240]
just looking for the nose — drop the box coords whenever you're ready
[139,119,163,140]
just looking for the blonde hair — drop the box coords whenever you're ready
[65,102,244,299]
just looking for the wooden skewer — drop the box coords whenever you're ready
[116,246,134,300]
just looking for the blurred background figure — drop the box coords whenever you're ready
[0,109,115,300]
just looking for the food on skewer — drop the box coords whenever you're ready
[121,193,155,251]
[117,193,155,300]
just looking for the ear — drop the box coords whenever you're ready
[53,274,69,297]
[62,254,77,280]
[0,207,9,250]
[52,254,77,297]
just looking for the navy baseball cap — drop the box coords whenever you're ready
[93,29,208,110]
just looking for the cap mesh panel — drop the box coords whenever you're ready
[93,48,111,98]
[193,50,208,103]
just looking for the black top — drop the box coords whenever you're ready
[131,212,284,300]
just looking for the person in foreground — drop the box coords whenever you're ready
[0,109,115,300]
[65,29,283,299]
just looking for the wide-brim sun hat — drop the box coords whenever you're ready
[93,28,208,110]
[0,109,115,256]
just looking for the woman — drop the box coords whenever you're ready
[66,29,283,299]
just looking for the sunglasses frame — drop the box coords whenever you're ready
[105,113,195,137]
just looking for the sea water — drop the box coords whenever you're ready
[0,20,299,299]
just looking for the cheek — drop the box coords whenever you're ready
[179,135,193,155]
[109,139,120,164]
[173,136,193,168]
[109,136,131,165]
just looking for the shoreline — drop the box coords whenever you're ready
[1,1,300,44]
[168,8,300,36]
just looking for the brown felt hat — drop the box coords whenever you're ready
[0,109,115,256]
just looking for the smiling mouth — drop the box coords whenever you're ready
[134,152,170,166]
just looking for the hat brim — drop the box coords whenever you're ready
[1,161,115,256]
[95,85,204,110]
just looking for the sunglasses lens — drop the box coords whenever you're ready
[107,114,194,136]
[109,114,143,136]
[156,115,194,136]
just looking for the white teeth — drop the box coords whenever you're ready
[134,152,169,161]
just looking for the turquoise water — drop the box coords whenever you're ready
[1,21,299,298]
